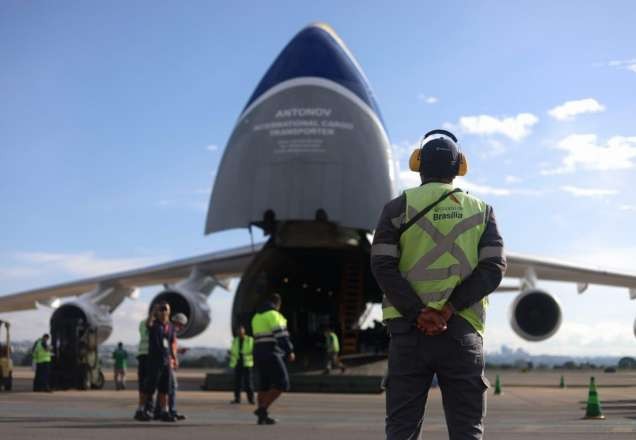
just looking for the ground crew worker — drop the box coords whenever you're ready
[322,326,346,374]
[371,129,506,440]
[146,301,177,422]
[112,342,128,390]
[229,324,255,404]
[32,333,52,392]
[134,310,152,421]
[251,293,295,425]
[167,313,188,420]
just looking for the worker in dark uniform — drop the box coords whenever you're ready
[229,325,255,404]
[251,293,295,425]
[371,129,506,440]
[145,301,177,422]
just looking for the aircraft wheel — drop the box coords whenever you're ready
[4,373,12,391]
[91,371,105,390]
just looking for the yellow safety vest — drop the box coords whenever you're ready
[33,339,51,364]
[251,310,289,344]
[229,336,254,368]
[326,332,340,353]
[382,182,488,334]
[137,320,149,356]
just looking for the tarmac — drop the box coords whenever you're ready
[1,368,635,439]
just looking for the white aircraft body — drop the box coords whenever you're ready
[2,23,635,387]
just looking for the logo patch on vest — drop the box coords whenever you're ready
[432,206,463,222]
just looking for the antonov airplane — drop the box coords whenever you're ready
[1,23,635,389]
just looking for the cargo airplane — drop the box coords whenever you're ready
[1,23,635,389]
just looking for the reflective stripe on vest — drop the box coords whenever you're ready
[252,310,288,344]
[229,336,254,368]
[382,183,488,334]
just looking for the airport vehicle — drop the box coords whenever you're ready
[0,320,12,391]
[1,24,635,385]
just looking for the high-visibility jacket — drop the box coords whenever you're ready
[382,182,488,334]
[229,336,254,368]
[137,320,149,356]
[325,331,340,354]
[33,339,51,364]
[251,304,293,358]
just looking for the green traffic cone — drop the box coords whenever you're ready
[583,376,605,420]
[494,375,503,395]
[559,375,566,389]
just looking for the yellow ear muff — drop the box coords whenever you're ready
[409,149,421,172]
[457,153,469,176]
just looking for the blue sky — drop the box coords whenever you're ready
[1,1,636,355]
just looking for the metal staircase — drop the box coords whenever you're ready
[338,258,365,355]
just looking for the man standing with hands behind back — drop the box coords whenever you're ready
[371,129,506,440]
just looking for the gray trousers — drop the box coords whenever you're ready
[385,316,489,440]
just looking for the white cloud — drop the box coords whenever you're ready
[608,58,636,73]
[417,94,438,104]
[398,171,542,197]
[14,251,162,278]
[455,177,512,196]
[505,175,522,184]
[542,134,636,175]
[450,113,539,141]
[619,204,636,212]
[548,98,605,121]
[560,185,618,197]
[0,267,42,280]
[206,144,219,151]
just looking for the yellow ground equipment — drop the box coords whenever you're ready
[0,320,12,391]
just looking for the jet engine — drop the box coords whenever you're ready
[49,299,112,390]
[509,289,562,341]
[50,300,113,345]
[149,268,220,338]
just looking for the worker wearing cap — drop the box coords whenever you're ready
[371,129,506,440]
[229,324,255,404]
[251,293,295,425]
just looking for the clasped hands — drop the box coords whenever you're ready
[416,304,454,336]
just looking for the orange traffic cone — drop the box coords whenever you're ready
[583,376,605,420]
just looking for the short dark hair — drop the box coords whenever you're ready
[43,333,50,339]
[269,293,282,306]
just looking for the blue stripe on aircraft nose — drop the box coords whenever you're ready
[243,23,383,120]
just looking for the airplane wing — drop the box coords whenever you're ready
[0,243,262,313]
[504,251,636,295]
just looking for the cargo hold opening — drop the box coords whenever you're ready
[232,244,385,371]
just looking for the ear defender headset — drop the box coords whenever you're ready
[408,129,469,177]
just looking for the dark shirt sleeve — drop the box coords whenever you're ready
[148,322,162,358]
[370,194,424,323]
[447,205,507,311]
[273,321,294,356]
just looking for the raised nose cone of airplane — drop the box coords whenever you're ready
[206,23,397,234]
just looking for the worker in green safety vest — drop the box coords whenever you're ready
[32,333,52,392]
[251,293,295,425]
[229,325,255,404]
[133,308,152,421]
[371,129,507,440]
[321,326,346,375]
